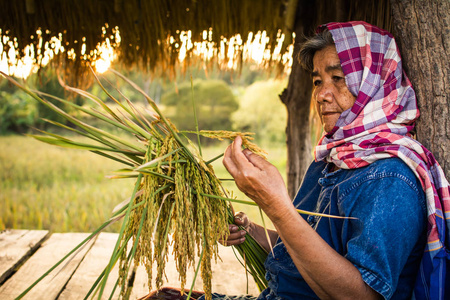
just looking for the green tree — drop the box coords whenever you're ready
[161,79,238,134]
[232,80,287,145]
[0,89,38,134]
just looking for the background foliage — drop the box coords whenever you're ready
[232,80,288,145]
[161,79,239,140]
[0,88,38,134]
[0,66,293,232]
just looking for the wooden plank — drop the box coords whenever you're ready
[59,233,197,299]
[58,232,258,299]
[0,229,49,285]
[59,232,156,299]
[0,232,91,300]
[58,232,121,300]
[131,243,259,298]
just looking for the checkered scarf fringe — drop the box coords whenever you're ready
[314,21,450,299]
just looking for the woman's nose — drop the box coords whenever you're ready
[316,82,334,103]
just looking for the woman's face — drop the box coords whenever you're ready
[312,45,356,133]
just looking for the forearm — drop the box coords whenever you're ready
[270,206,381,300]
[222,138,380,299]
[247,222,278,253]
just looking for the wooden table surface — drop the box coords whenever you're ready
[0,229,260,299]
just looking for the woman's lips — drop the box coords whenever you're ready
[321,111,339,116]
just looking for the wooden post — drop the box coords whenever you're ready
[391,0,450,179]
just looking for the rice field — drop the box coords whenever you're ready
[0,135,285,233]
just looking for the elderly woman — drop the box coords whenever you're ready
[147,21,449,300]
[222,21,449,300]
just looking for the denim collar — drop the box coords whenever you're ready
[319,163,343,186]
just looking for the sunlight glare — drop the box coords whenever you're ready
[0,25,120,78]
[94,58,110,73]
[1,23,293,78]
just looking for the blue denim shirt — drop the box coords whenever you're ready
[258,158,427,300]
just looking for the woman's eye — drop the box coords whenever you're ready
[313,80,321,86]
[333,76,344,81]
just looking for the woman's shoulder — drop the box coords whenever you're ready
[339,157,425,210]
[344,157,420,185]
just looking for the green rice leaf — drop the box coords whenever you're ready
[56,75,123,124]
[34,90,145,139]
[108,69,197,163]
[16,215,123,299]
[258,207,274,257]
[27,134,144,155]
[98,173,143,298]
[120,205,148,295]
[135,148,181,170]
[202,193,357,220]
[190,75,202,156]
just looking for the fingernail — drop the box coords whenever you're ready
[230,225,238,231]
[240,231,246,236]
[240,237,246,242]
[243,149,252,157]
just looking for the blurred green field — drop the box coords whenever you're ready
[0,135,285,233]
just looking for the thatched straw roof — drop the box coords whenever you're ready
[0,0,290,85]
[0,0,393,87]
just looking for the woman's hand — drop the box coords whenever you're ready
[218,212,249,246]
[223,136,292,221]
[219,211,279,252]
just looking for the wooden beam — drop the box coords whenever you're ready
[58,232,259,298]
[0,232,91,300]
[57,232,121,299]
[0,230,260,298]
[0,229,49,285]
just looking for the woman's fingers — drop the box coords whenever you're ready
[243,149,268,170]
[218,213,250,247]
[231,136,254,170]
[234,211,249,228]
[223,144,238,176]
[218,224,246,246]
[220,236,245,246]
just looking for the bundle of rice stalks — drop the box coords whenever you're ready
[0,69,269,299]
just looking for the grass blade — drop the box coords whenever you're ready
[98,173,143,298]
[190,75,202,156]
[108,69,197,163]
[205,153,224,165]
[34,90,147,139]
[91,150,139,167]
[186,241,205,300]
[120,205,148,295]
[258,207,274,257]
[28,133,144,156]
[93,69,157,133]
[85,232,133,300]
[202,193,357,219]
[135,148,180,171]
[16,215,122,299]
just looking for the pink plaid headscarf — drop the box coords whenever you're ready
[314,21,450,299]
